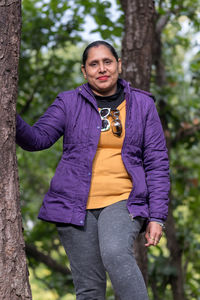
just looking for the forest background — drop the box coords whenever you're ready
[2,0,200,299]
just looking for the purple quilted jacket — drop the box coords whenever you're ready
[16,79,170,226]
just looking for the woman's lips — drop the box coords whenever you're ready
[98,76,109,81]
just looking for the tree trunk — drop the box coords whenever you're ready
[119,0,156,285]
[120,0,156,91]
[0,1,32,299]
[155,24,186,300]
[133,233,148,284]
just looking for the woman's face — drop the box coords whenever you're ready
[81,45,122,97]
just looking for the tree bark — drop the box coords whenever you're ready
[133,233,148,284]
[155,22,186,300]
[0,1,32,299]
[120,0,156,91]
[119,0,156,285]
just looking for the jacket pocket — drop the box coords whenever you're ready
[49,159,86,197]
[131,166,148,199]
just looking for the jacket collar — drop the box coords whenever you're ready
[77,83,98,111]
[77,79,131,110]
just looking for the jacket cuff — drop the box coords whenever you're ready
[150,218,164,224]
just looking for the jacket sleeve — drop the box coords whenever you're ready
[16,95,65,151]
[143,98,170,222]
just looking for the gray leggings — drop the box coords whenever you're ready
[57,200,149,300]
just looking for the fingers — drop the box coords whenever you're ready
[145,222,163,247]
[145,234,161,247]
[145,235,160,247]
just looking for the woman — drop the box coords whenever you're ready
[16,41,170,300]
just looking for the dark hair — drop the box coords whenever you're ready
[82,40,119,67]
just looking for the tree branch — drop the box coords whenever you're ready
[156,4,184,35]
[156,12,171,35]
[25,243,72,279]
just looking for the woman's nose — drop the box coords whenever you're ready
[99,62,106,73]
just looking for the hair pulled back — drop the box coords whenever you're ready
[82,40,119,67]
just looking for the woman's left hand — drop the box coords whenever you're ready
[145,221,163,247]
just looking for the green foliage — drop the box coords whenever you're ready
[74,0,123,40]
[190,51,200,95]
[18,0,86,121]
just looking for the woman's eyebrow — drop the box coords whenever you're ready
[89,59,99,64]
[88,57,113,64]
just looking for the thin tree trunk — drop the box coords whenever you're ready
[155,27,186,300]
[0,1,32,299]
[119,0,156,285]
[165,201,186,300]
